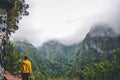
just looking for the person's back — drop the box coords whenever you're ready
[22,59,32,73]
[21,56,32,80]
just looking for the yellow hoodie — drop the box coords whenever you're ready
[21,60,32,73]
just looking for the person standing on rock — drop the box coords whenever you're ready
[21,56,32,80]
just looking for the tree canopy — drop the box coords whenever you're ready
[7,0,29,34]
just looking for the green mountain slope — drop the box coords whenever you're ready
[12,24,120,80]
[13,40,80,78]
[75,24,120,69]
[38,40,79,66]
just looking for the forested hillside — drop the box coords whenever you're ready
[75,24,120,69]
[1,0,120,79]
[6,24,120,80]
[38,40,79,67]
[0,0,29,79]
[74,24,120,80]
[13,40,79,79]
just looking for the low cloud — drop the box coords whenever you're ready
[11,0,120,47]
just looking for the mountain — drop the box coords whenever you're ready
[38,40,80,65]
[12,24,120,80]
[13,41,49,79]
[13,40,80,78]
[75,24,120,69]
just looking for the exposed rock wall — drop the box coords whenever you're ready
[0,9,7,80]
[0,1,14,79]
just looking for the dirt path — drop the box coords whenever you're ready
[4,71,22,80]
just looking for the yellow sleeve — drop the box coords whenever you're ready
[29,61,32,73]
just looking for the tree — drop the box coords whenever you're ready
[75,48,120,80]
[4,41,21,74]
[113,48,120,64]
[7,0,29,35]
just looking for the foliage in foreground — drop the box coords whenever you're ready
[7,0,29,34]
[76,61,120,80]
[75,48,120,80]
[4,42,21,74]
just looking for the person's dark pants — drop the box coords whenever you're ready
[22,73,30,80]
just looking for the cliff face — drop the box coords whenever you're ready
[0,0,15,79]
[75,24,120,69]
[84,25,120,53]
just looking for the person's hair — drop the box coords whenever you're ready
[24,56,28,60]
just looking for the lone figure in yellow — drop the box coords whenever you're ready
[21,56,32,80]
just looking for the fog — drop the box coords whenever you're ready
[11,0,120,47]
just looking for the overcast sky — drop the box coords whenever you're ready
[11,0,120,47]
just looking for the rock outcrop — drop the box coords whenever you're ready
[0,0,15,79]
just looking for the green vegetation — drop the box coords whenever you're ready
[3,1,120,80]
[4,41,77,80]
[74,25,120,80]
[75,55,120,80]
[13,41,74,79]
[7,0,29,34]
[5,42,120,80]
[4,41,21,75]
[11,40,120,80]
[1,0,29,72]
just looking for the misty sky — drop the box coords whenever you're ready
[11,0,120,47]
